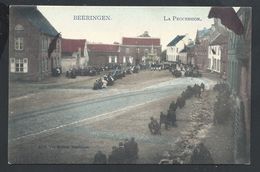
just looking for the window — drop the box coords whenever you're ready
[123,56,126,63]
[154,48,157,55]
[15,24,24,31]
[144,49,148,56]
[10,58,28,73]
[216,59,219,72]
[213,58,216,70]
[126,48,130,54]
[109,56,117,63]
[56,40,59,50]
[46,58,48,71]
[208,58,211,68]
[42,37,48,50]
[15,37,24,50]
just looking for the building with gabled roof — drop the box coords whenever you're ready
[208,28,228,74]
[120,32,161,65]
[61,38,88,71]
[9,6,61,81]
[194,27,212,70]
[166,34,193,63]
[226,8,251,163]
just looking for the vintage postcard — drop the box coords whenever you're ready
[8,6,251,164]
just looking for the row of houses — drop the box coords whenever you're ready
[165,25,227,75]
[9,6,162,81]
[165,7,251,163]
[61,34,162,71]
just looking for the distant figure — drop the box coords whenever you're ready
[167,109,176,126]
[148,117,161,135]
[190,143,214,164]
[200,82,205,92]
[160,112,169,130]
[128,137,139,163]
[93,150,107,164]
[169,101,177,112]
[222,72,227,81]
[117,142,126,163]
[108,146,118,164]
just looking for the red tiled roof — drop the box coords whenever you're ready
[61,38,86,53]
[122,37,160,46]
[87,44,119,52]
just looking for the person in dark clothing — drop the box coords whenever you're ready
[190,143,214,164]
[169,101,177,112]
[93,150,107,164]
[124,139,132,163]
[148,117,161,135]
[108,146,118,164]
[167,109,176,126]
[117,142,126,163]
[128,137,139,163]
[160,112,169,130]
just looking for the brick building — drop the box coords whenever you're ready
[194,28,212,70]
[208,32,228,75]
[226,7,251,163]
[87,43,120,66]
[119,34,161,65]
[9,6,61,81]
[61,38,88,71]
[207,18,228,75]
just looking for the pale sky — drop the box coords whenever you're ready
[37,6,239,50]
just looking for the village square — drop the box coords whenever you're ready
[8,6,251,164]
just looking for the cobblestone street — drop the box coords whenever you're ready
[7,70,231,164]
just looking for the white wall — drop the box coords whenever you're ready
[166,35,191,62]
[208,45,221,73]
[61,57,86,71]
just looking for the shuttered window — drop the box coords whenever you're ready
[10,58,28,73]
[15,37,24,50]
[10,58,15,72]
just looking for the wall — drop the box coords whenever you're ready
[9,8,40,81]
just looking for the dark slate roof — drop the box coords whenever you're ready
[179,44,195,53]
[167,35,185,46]
[16,6,58,36]
[196,28,211,39]
[210,33,228,45]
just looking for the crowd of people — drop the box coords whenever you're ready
[93,137,139,164]
[169,63,202,78]
[93,65,140,90]
[148,83,205,135]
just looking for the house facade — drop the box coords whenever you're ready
[119,34,161,65]
[186,45,195,65]
[194,28,211,70]
[87,43,120,66]
[208,19,228,75]
[166,34,193,64]
[61,38,88,71]
[9,6,61,81]
[227,7,251,163]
